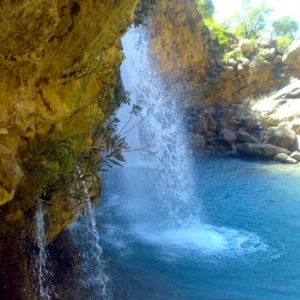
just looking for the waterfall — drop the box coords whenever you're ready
[99,25,268,263]
[34,201,50,300]
[97,25,271,300]
[120,26,200,228]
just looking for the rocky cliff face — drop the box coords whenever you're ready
[0,0,138,205]
[148,0,300,106]
[0,0,139,298]
[147,0,300,162]
[148,0,209,93]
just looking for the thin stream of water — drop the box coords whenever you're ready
[34,201,50,300]
[67,169,111,299]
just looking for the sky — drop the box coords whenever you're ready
[212,0,300,36]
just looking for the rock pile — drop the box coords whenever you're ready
[186,79,300,164]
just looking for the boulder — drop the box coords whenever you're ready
[236,57,250,65]
[192,134,206,149]
[206,131,216,138]
[286,88,300,98]
[273,79,300,99]
[265,125,296,149]
[282,37,300,69]
[196,114,209,132]
[261,144,291,158]
[236,142,290,159]
[274,153,297,164]
[218,129,237,145]
[273,55,282,64]
[236,57,250,71]
[289,135,300,152]
[239,39,255,54]
[236,130,258,143]
[291,120,300,134]
[256,37,275,48]
[228,58,238,67]
[218,120,229,131]
[196,112,217,133]
[238,116,258,131]
[260,48,276,61]
[290,151,300,162]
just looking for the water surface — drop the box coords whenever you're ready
[99,157,300,300]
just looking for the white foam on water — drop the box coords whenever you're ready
[131,222,268,259]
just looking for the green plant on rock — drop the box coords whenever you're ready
[18,125,128,205]
[196,2,236,54]
[223,49,242,64]
[275,36,292,54]
[17,86,135,205]
[18,139,82,203]
[100,84,142,140]
[205,19,234,49]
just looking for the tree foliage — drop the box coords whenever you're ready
[228,1,273,39]
[196,0,214,20]
[272,16,299,40]
[275,35,292,54]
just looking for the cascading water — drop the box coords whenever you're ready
[34,201,50,300]
[66,170,111,300]
[119,26,199,228]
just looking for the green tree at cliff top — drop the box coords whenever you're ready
[221,1,298,41]
[226,1,273,39]
[271,16,299,40]
[196,0,214,20]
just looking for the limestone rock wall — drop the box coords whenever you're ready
[0,0,138,205]
[148,0,209,93]
[0,0,138,222]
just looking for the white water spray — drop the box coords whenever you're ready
[120,27,198,227]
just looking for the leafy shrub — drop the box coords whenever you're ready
[17,86,137,205]
[275,36,292,54]
[223,49,242,64]
[205,19,233,49]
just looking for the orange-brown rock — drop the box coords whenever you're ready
[0,0,138,209]
[148,0,209,92]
